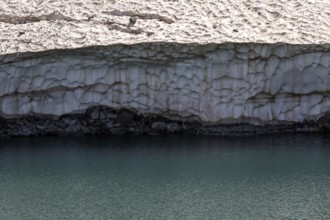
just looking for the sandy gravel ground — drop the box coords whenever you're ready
[0,0,330,54]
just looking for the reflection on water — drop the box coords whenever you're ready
[0,134,330,219]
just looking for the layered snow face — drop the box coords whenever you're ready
[0,43,329,124]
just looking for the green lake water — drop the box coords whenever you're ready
[0,134,330,219]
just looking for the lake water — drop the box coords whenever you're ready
[0,134,330,219]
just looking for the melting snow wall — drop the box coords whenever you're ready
[0,43,330,124]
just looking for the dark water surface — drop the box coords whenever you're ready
[0,134,330,219]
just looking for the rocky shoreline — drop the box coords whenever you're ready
[0,106,329,138]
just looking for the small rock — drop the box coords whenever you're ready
[65,126,78,133]
[128,127,143,135]
[113,123,121,128]
[152,121,167,131]
[106,122,113,129]
[127,17,137,27]
[107,113,118,119]
[117,111,134,127]
[37,124,45,130]
[18,31,25,37]
[167,123,182,133]
[90,110,99,120]
[87,15,95,21]
[111,127,126,135]
[99,112,107,120]
[62,118,77,126]
[319,112,330,131]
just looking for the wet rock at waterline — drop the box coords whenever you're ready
[0,106,325,138]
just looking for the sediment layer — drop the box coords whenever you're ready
[1,43,330,126]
